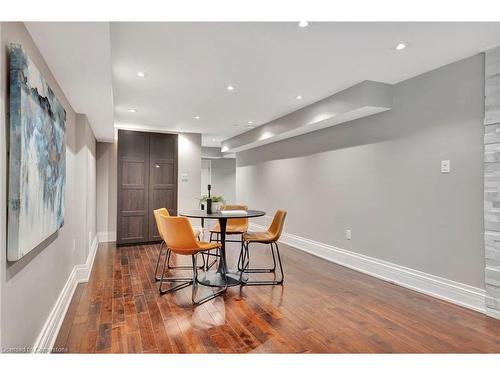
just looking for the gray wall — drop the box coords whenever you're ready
[75,114,97,263]
[96,141,117,241]
[209,158,236,204]
[0,22,97,348]
[236,54,485,288]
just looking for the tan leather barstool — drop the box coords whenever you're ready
[153,208,202,282]
[239,210,287,285]
[158,215,226,306]
[210,204,249,240]
[207,204,248,269]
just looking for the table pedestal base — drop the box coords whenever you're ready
[197,269,248,287]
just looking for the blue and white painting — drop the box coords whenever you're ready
[7,43,66,261]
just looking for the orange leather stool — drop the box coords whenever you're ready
[153,208,203,281]
[239,210,287,285]
[158,215,226,306]
[207,204,248,269]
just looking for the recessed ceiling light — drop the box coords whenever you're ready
[298,21,309,28]
[212,138,216,141]
[227,85,235,91]
[395,43,406,50]
[194,115,200,120]
[296,95,303,100]
[137,71,145,77]
[247,125,255,129]
[247,121,253,125]
[128,109,137,113]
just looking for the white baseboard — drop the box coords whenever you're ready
[250,223,486,314]
[97,231,116,243]
[32,236,99,353]
[486,307,500,319]
[75,236,98,283]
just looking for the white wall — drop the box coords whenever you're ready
[209,158,236,204]
[236,54,485,289]
[178,133,202,216]
[0,22,97,349]
[201,159,211,193]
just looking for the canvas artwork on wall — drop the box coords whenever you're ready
[7,43,66,261]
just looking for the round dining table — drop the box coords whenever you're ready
[180,209,265,287]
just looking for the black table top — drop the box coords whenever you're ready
[180,209,265,219]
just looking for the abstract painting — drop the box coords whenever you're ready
[7,43,66,261]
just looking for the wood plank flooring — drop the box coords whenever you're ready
[54,239,500,353]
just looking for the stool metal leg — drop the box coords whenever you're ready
[237,238,244,271]
[241,241,284,285]
[154,241,166,281]
[158,247,193,294]
[274,242,285,284]
[239,240,249,283]
[239,240,277,273]
[204,232,218,270]
[191,252,228,307]
[166,247,206,271]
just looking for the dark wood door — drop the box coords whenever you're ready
[148,133,178,241]
[117,130,150,245]
[117,130,178,245]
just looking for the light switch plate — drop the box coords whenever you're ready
[441,160,450,174]
[181,173,188,182]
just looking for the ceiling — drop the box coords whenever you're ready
[26,22,500,145]
[25,22,114,141]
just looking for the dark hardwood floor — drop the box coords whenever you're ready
[54,238,500,353]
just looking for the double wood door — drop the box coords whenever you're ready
[117,130,178,245]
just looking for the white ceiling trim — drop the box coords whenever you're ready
[221,81,393,153]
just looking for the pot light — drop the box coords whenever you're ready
[395,43,406,50]
[128,109,137,113]
[247,121,253,125]
[227,85,235,91]
[298,21,309,28]
[247,125,255,129]
[296,95,303,100]
[137,71,145,77]
[194,115,200,120]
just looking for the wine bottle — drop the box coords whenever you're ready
[206,198,212,214]
[207,184,212,214]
